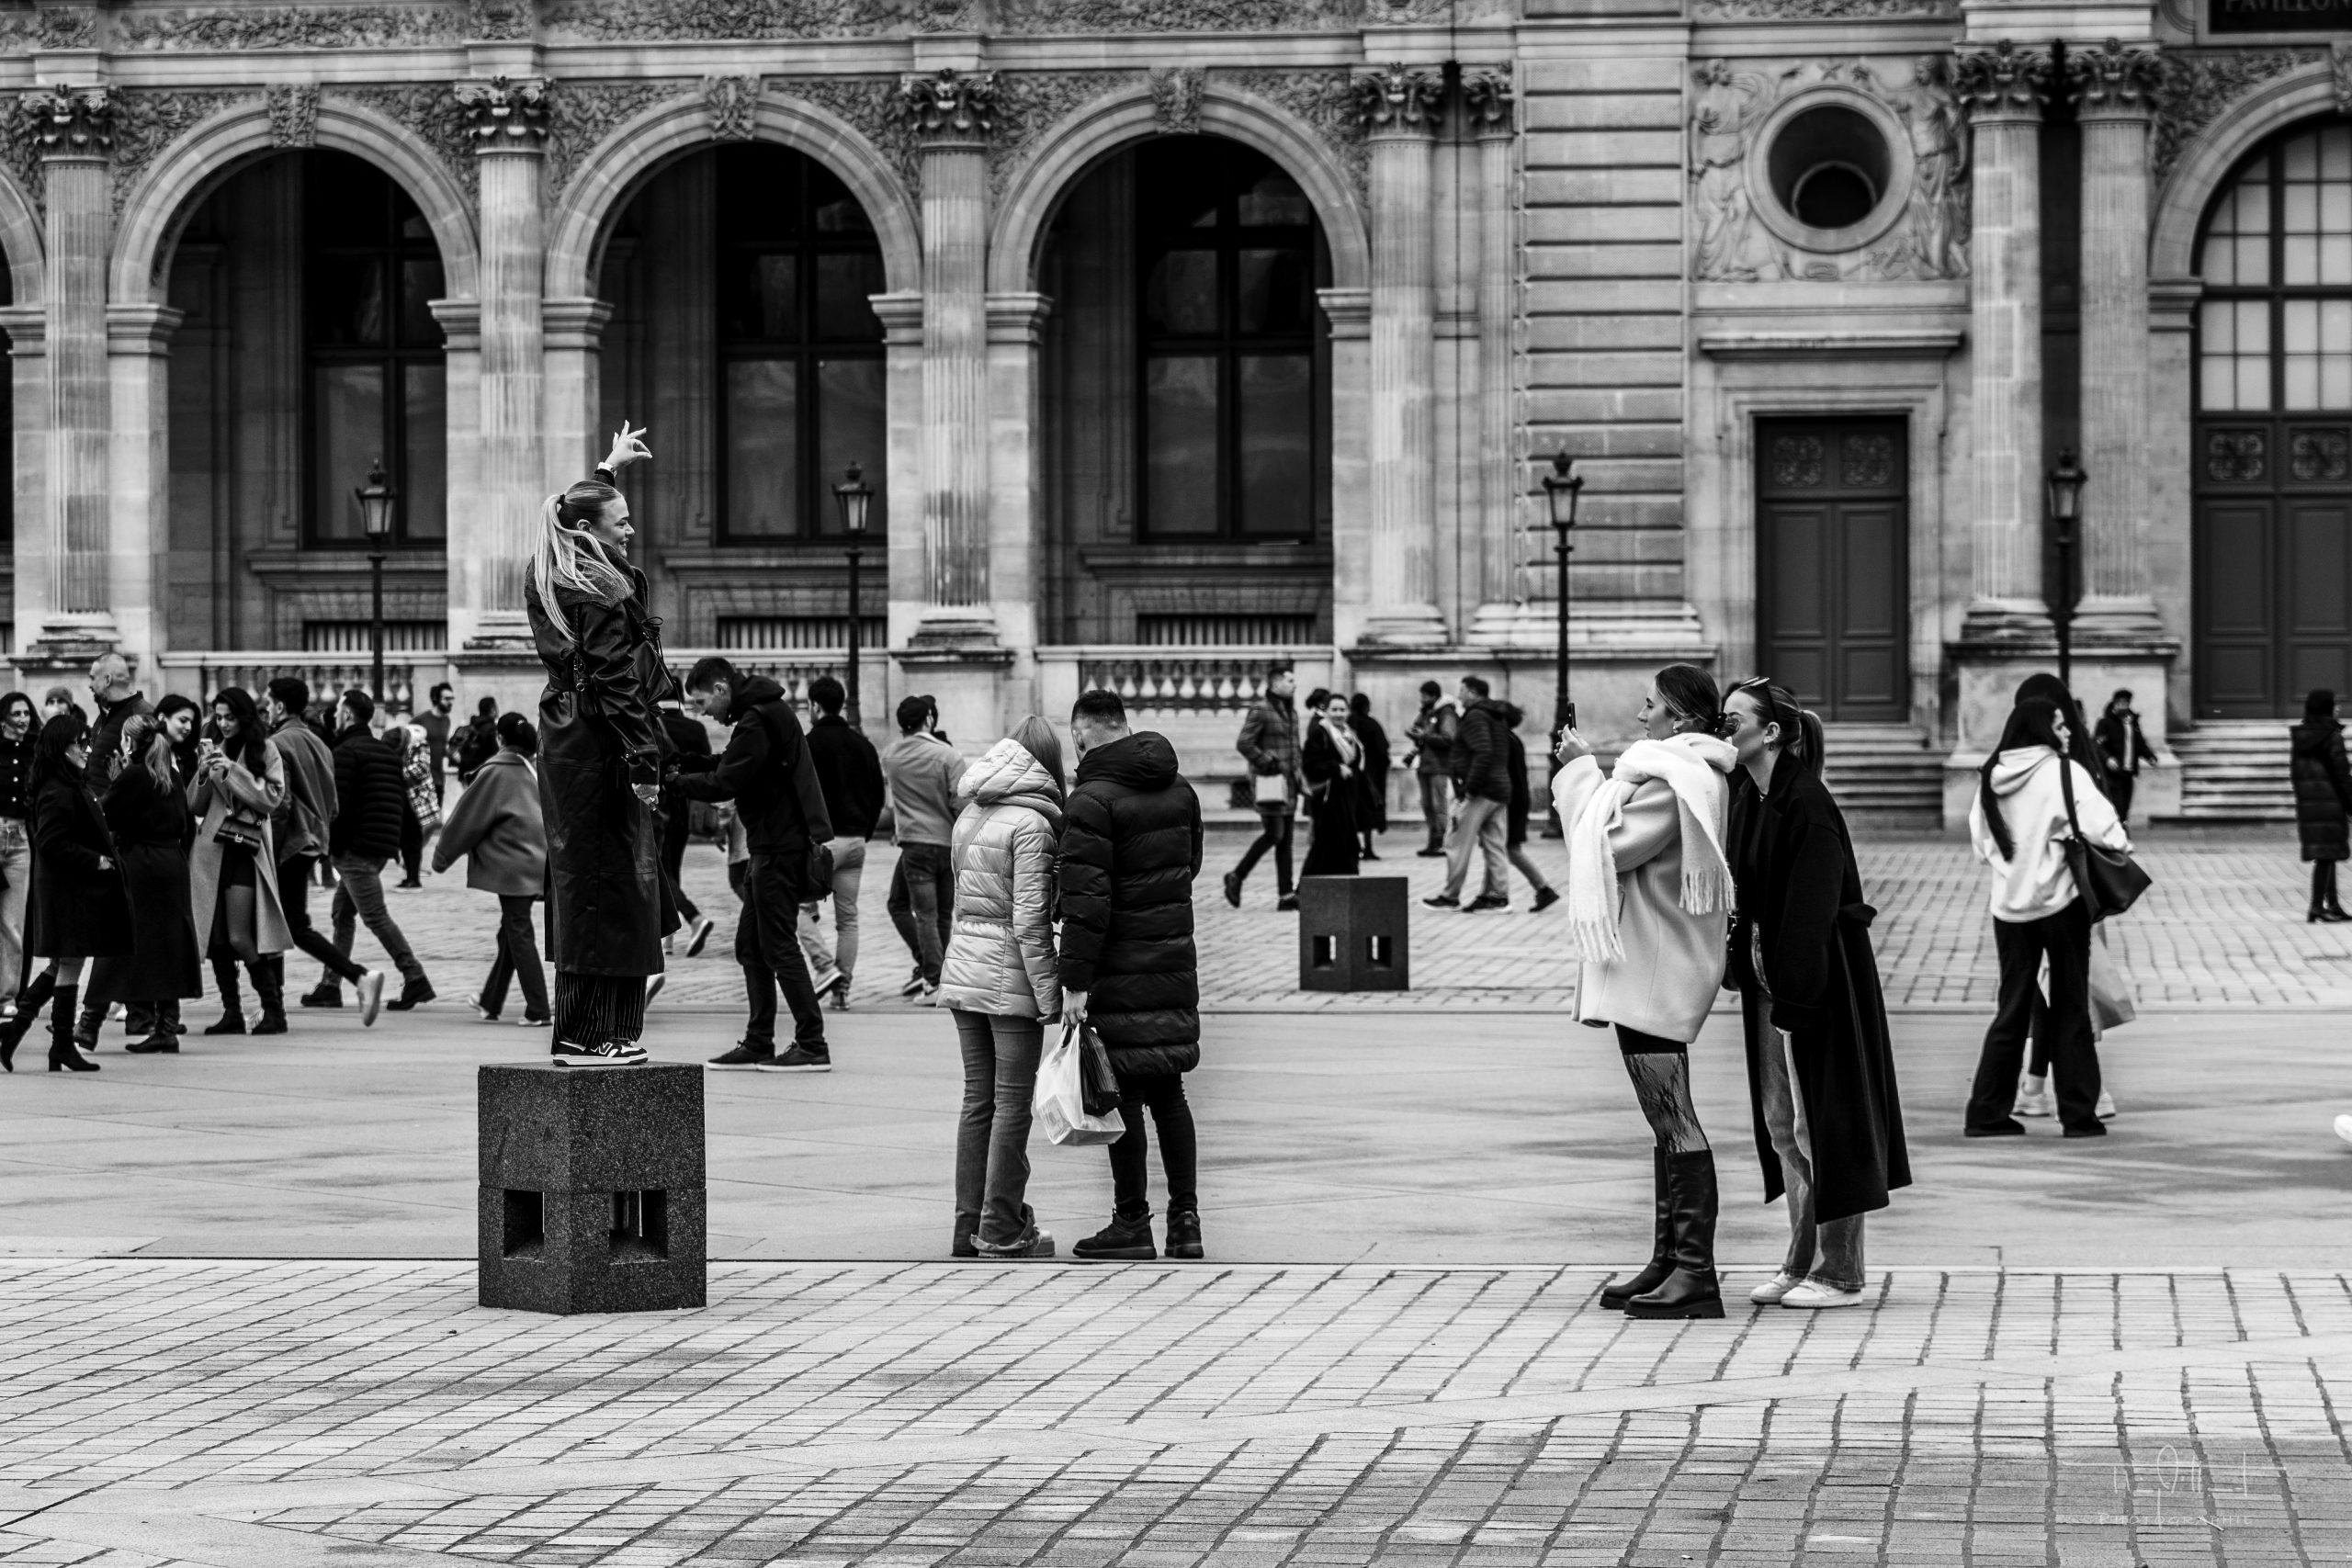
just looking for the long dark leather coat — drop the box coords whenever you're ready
[26,765,133,964]
[2290,719,2352,863]
[1726,764,1911,1225]
[526,563,679,976]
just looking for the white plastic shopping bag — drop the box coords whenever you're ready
[1033,1016,1126,1146]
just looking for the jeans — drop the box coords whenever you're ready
[328,854,424,985]
[1969,900,2101,1134]
[796,836,866,985]
[480,895,548,1021]
[2109,772,2135,826]
[1441,795,1510,900]
[398,804,424,883]
[277,854,366,986]
[739,852,826,1050]
[0,818,28,997]
[888,840,954,986]
[1232,807,1295,894]
[1757,1025,1864,1290]
[1507,842,1553,896]
[1109,1072,1198,1222]
[1418,773,1451,850]
[952,1009,1045,1247]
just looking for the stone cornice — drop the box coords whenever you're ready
[1697,327,1965,361]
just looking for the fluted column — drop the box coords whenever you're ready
[542,297,613,485]
[1465,71,1520,616]
[1953,42,2052,636]
[0,307,43,660]
[107,303,183,665]
[2070,39,2165,627]
[1354,64,1447,646]
[455,75,548,651]
[902,70,996,644]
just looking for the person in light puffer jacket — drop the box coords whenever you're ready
[1964,695,2130,1141]
[938,717,1067,1261]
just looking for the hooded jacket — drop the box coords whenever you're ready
[672,675,830,863]
[1059,731,1204,1072]
[431,750,547,897]
[936,738,1064,1021]
[1967,746,2130,922]
[2290,717,2352,863]
[1451,698,1513,805]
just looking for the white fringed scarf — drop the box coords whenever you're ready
[1565,732,1737,963]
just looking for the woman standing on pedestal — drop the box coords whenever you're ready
[526,421,677,1066]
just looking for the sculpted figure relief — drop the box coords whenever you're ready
[1889,55,1967,279]
[1690,59,1792,282]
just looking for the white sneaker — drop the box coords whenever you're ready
[2095,1090,2118,1121]
[813,964,844,998]
[1780,1279,1867,1310]
[2335,1114,2352,1145]
[920,983,940,1007]
[551,1039,648,1067]
[2013,1076,2052,1118]
[645,974,666,1006]
[1748,1270,1804,1304]
[684,917,717,959]
[356,970,387,1029]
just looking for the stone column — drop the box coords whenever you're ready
[0,306,45,660]
[1464,71,1523,631]
[1320,288,1374,649]
[453,75,548,656]
[985,291,1050,674]
[900,70,999,657]
[1352,64,1447,647]
[1952,42,2052,639]
[542,297,613,489]
[18,88,115,664]
[106,303,183,666]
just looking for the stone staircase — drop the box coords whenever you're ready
[2171,719,2297,820]
[1821,724,1944,827]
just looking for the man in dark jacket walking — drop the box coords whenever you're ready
[304,688,434,1010]
[673,658,835,1071]
[266,678,387,1026]
[86,653,153,788]
[797,674,883,1009]
[1060,688,1207,1263]
[1426,674,1511,912]
[1404,680,1458,856]
[2093,689,2162,825]
[1223,667,1300,910]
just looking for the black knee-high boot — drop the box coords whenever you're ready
[1600,1148,1672,1311]
[1625,1151,1723,1321]
[47,984,96,1073]
[2324,862,2350,920]
[205,958,246,1034]
[0,968,54,1070]
[251,957,288,1035]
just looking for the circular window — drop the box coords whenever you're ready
[1768,106,1892,232]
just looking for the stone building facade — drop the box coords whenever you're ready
[0,0,2341,818]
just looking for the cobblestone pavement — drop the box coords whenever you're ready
[0,1259,2346,1566]
[355,825,2351,1015]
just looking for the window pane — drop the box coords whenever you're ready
[2202,355,2237,412]
[312,364,386,542]
[402,364,446,542]
[311,256,388,346]
[2239,357,2270,411]
[814,252,884,342]
[1145,355,1218,535]
[1238,172,1311,227]
[2287,235,2317,285]
[2239,299,2271,353]
[2286,130,2318,180]
[2203,299,2236,353]
[816,357,886,538]
[399,257,446,347]
[1237,248,1309,335]
[1237,355,1311,536]
[721,254,798,342]
[2287,354,2318,409]
[1145,250,1218,335]
[724,359,798,536]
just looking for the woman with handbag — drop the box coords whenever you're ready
[1299,689,1363,879]
[433,713,550,1027]
[392,724,436,888]
[1964,696,2131,1140]
[1552,663,1740,1321]
[525,421,675,1066]
[0,714,130,1072]
[1722,680,1909,1310]
[937,716,1067,1260]
[189,686,293,1037]
[99,716,203,1053]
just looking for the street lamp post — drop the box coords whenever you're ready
[2046,447,2087,691]
[354,458,396,703]
[831,462,875,727]
[1532,451,1585,735]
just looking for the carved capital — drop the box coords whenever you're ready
[899,68,995,145]
[267,84,322,149]
[1461,69,1513,135]
[1149,66,1204,137]
[704,74,759,141]
[2068,39,2163,118]
[1350,63,1442,137]
[1952,40,2052,123]
[2335,41,2352,118]
[453,74,552,150]
[17,87,114,160]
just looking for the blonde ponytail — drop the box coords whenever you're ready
[529,479,632,645]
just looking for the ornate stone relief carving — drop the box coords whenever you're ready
[544,80,684,200]
[111,89,255,212]
[112,6,471,51]
[330,83,478,199]
[705,74,760,141]
[1689,55,1967,284]
[1150,67,1205,137]
[993,0,1355,27]
[987,71,1143,197]
[1951,40,2052,118]
[267,84,321,148]
[454,75,552,148]
[470,0,536,38]
[1221,68,1365,204]
[777,74,917,190]
[540,0,919,43]
[0,7,97,50]
[1350,63,1442,135]
[2153,50,2322,186]
[1691,0,1952,17]
[899,68,996,142]
[1461,71,1511,135]
[17,87,115,156]
[2067,39,2163,112]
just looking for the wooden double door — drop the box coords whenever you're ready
[2193,419,2352,717]
[1756,418,1910,722]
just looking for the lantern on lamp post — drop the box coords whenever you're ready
[1532,450,1585,736]
[832,462,875,727]
[2046,447,2087,691]
[354,457,396,703]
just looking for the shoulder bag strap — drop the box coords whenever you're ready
[2056,752,2081,841]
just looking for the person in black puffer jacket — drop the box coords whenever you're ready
[2292,688,2352,922]
[307,689,434,1010]
[1059,688,1206,1263]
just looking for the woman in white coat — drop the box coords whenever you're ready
[1964,694,2129,1140]
[1551,663,1740,1321]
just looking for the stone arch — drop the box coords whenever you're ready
[2154,64,2336,280]
[988,85,1372,296]
[544,92,922,301]
[109,96,481,303]
[0,164,41,303]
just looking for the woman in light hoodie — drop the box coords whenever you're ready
[1551,663,1740,1321]
[1964,695,2130,1140]
[938,716,1067,1261]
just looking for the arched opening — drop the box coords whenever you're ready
[2192,119,2352,716]
[166,149,451,656]
[595,142,888,646]
[1039,135,1332,645]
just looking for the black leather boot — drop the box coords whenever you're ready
[2325,863,2351,921]
[0,968,54,1071]
[251,957,288,1035]
[47,985,96,1073]
[1164,1209,1204,1261]
[1625,1151,1723,1321]
[205,958,246,1034]
[1600,1148,1672,1310]
[1074,1211,1157,1262]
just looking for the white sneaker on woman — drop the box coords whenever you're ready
[2013,1075,2052,1117]
[2095,1089,2118,1120]
[1780,1279,1867,1310]
[1748,1270,1805,1305]
[2335,1114,2352,1145]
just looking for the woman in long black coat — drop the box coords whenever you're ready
[0,715,130,1072]
[524,422,677,1066]
[1347,693,1390,858]
[98,717,203,1052]
[1298,689,1363,879]
[1722,679,1909,1311]
[2292,688,2352,922]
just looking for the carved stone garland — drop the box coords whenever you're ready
[112,6,473,51]
[109,89,258,214]
[706,75,761,141]
[987,72,1146,199]
[1221,69,1366,203]
[2153,49,2324,186]
[268,85,322,149]
[1690,0,1953,17]
[1150,67,1206,137]
[331,83,480,200]
[540,80,684,200]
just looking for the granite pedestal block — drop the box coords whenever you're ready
[478,1063,707,1314]
[1297,875,1409,992]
